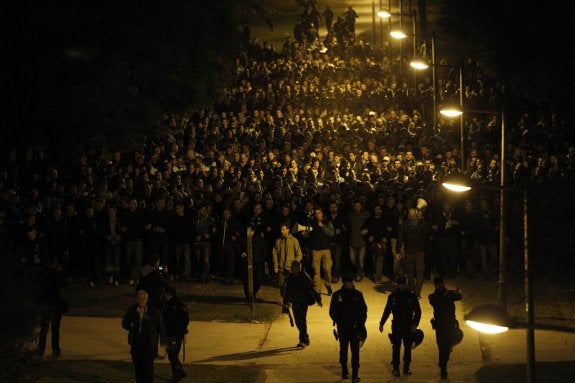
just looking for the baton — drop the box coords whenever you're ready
[287,308,294,327]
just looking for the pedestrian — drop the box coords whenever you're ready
[162,286,190,383]
[137,255,168,309]
[273,223,302,296]
[122,290,167,383]
[36,257,68,359]
[329,274,368,383]
[428,275,463,380]
[310,207,335,295]
[397,207,429,297]
[283,260,322,347]
[378,275,422,377]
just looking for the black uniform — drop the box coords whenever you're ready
[428,280,463,379]
[162,296,190,381]
[329,283,368,381]
[36,261,68,359]
[122,303,167,383]
[283,269,321,345]
[379,286,421,374]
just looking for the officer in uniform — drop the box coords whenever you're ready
[428,275,463,380]
[378,275,421,377]
[122,290,167,383]
[329,274,368,383]
[162,286,190,383]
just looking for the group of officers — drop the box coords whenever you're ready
[274,205,464,382]
[119,202,463,383]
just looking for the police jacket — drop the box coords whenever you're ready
[428,288,463,328]
[284,271,320,306]
[379,288,421,329]
[329,286,367,335]
[162,297,189,338]
[122,304,167,348]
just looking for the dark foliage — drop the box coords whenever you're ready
[436,0,575,121]
[1,0,249,150]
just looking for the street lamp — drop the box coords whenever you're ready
[385,9,417,73]
[441,168,536,383]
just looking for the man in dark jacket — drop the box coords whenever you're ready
[162,286,189,383]
[137,255,168,309]
[378,275,422,377]
[36,257,68,359]
[122,290,167,383]
[429,275,463,380]
[329,274,368,383]
[283,260,322,347]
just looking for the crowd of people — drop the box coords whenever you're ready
[1,2,575,307]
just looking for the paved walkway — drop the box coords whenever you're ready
[59,278,575,382]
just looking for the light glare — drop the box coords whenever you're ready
[390,31,407,39]
[440,108,463,117]
[466,320,509,334]
[377,10,391,18]
[410,60,429,70]
[442,182,471,193]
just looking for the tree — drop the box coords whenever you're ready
[1,0,266,152]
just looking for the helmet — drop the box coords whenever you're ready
[451,327,464,347]
[411,329,424,349]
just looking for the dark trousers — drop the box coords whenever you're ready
[339,332,360,377]
[167,337,184,378]
[390,324,413,370]
[292,303,309,343]
[131,345,157,383]
[38,310,62,356]
[435,328,453,372]
[218,244,237,280]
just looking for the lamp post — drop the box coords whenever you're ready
[438,62,465,173]
[442,141,536,383]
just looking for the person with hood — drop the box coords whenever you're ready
[283,260,321,348]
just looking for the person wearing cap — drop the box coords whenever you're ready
[162,286,189,383]
[428,276,463,380]
[378,275,421,377]
[329,274,368,383]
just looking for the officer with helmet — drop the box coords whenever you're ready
[428,275,463,380]
[379,275,422,377]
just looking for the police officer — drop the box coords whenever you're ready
[162,286,190,383]
[122,290,167,383]
[283,260,322,347]
[329,274,368,383]
[428,275,463,380]
[378,275,421,377]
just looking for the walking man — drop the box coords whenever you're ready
[283,260,322,348]
[273,224,302,297]
[122,290,167,383]
[162,286,189,383]
[310,207,335,295]
[330,274,368,383]
[429,275,463,380]
[378,275,421,377]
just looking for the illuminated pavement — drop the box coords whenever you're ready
[59,277,575,382]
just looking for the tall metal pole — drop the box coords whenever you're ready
[497,111,507,311]
[412,10,417,94]
[372,1,376,45]
[431,34,437,130]
[524,188,536,383]
[398,0,403,72]
[379,0,384,47]
[458,63,465,172]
